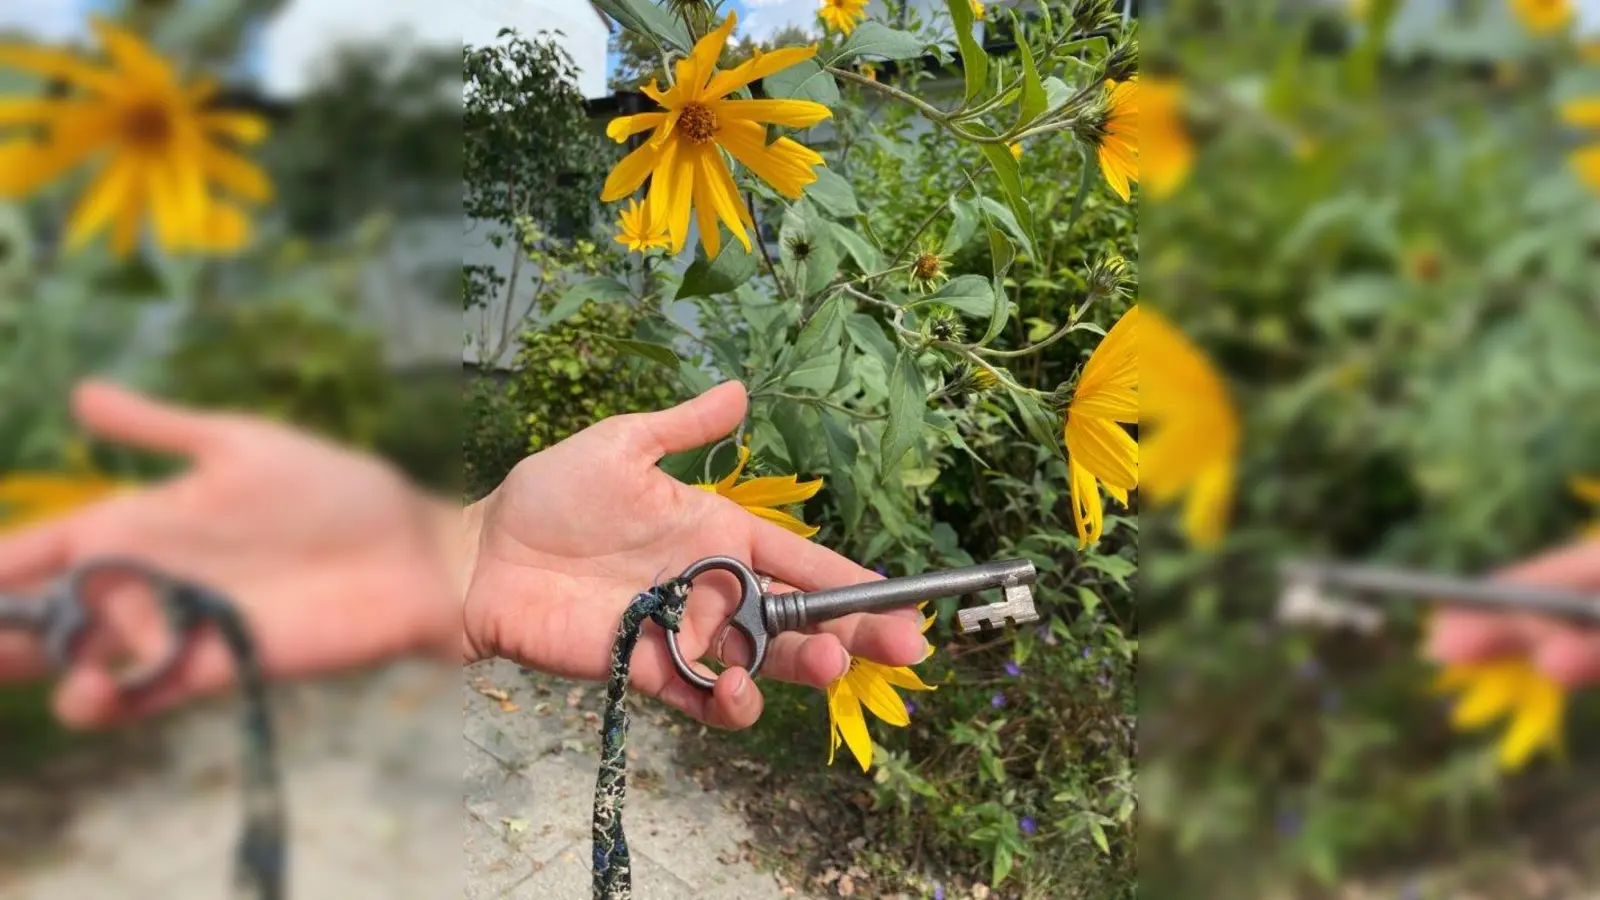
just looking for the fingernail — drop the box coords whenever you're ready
[838,645,852,677]
[731,672,749,699]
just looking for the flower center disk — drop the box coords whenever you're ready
[123,102,173,150]
[679,103,719,144]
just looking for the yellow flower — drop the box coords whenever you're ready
[0,471,127,534]
[860,64,879,82]
[828,605,937,771]
[1510,0,1572,33]
[1008,142,1022,161]
[1572,476,1600,536]
[0,18,272,257]
[819,0,869,35]
[696,445,824,538]
[1557,97,1600,191]
[1141,78,1193,200]
[601,13,832,258]
[1063,306,1139,547]
[613,197,669,253]
[970,0,987,21]
[1432,658,1566,771]
[1094,78,1139,202]
[1140,308,1240,548]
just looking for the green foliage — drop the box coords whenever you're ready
[1141,1,1600,894]
[166,300,390,446]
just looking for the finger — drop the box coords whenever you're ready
[53,633,235,730]
[818,612,930,668]
[625,381,748,461]
[1493,536,1600,589]
[720,630,849,689]
[1424,609,1532,664]
[1532,628,1600,687]
[649,664,764,731]
[72,379,224,459]
[0,518,74,588]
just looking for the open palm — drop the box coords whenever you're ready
[462,382,927,730]
[0,382,457,727]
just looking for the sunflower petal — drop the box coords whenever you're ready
[63,152,137,249]
[713,98,832,129]
[1497,672,1565,770]
[606,112,668,143]
[743,505,820,538]
[716,118,824,198]
[1065,413,1138,491]
[0,44,118,93]
[704,46,819,100]
[725,473,823,508]
[829,678,874,771]
[600,137,665,202]
[849,663,911,726]
[198,145,273,203]
[200,110,270,145]
[1068,456,1105,546]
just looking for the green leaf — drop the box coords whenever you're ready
[945,0,989,102]
[882,350,926,476]
[584,334,680,369]
[1011,12,1049,127]
[829,22,928,64]
[795,294,848,361]
[679,362,715,395]
[1088,819,1111,856]
[941,195,980,257]
[1012,391,1064,461]
[784,347,845,393]
[970,133,1037,257]
[677,242,758,299]
[915,274,994,318]
[845,313,898,367]
[763,59,840,107]
[772,402,820,471]
[805,167,861,218]
[993,845,1014,887]
[829,222,882,272]
[588,0,693,54]
[821,411,863,529]
[979,204,1017,346]
[1042,76,1072,112]
[548,276,631,324]
[978,196,1034,261]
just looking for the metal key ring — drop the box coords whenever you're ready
[665,556,769,691]
[49,557,195,695]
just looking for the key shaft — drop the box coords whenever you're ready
[766,559,1037,632]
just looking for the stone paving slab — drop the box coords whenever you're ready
[462,658,804,900]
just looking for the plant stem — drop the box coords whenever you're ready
[977,294,1101,360]
[756,391,887,420]
[746,191,793,304]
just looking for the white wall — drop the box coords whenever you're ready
[260,0,612,99]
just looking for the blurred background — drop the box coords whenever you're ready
[0,0,460,896]
[1141,0,1600,897]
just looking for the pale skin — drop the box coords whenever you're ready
[1425,538,1600,687]
[0,380,927,731]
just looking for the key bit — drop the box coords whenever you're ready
[956,581,1039,635]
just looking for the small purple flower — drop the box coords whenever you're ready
[933,887,945,900]
[1276,811,1302,838]
[990,693,1006,708]
[1020,816,1037,836]
[1004,661,1022,677]
[874,565,889,577]
[1096,674,1112,689]
[1296,658,1324,681]
[1081,646,1093,660]
[904,700,917,716]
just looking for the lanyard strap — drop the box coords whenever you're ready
[592,577,690,900]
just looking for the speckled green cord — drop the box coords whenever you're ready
[593,577,691,900]
[170,585,286,900]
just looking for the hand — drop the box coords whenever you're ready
[0,381,459,728]
[1425,537,1600,686]
[462,381,929,731]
